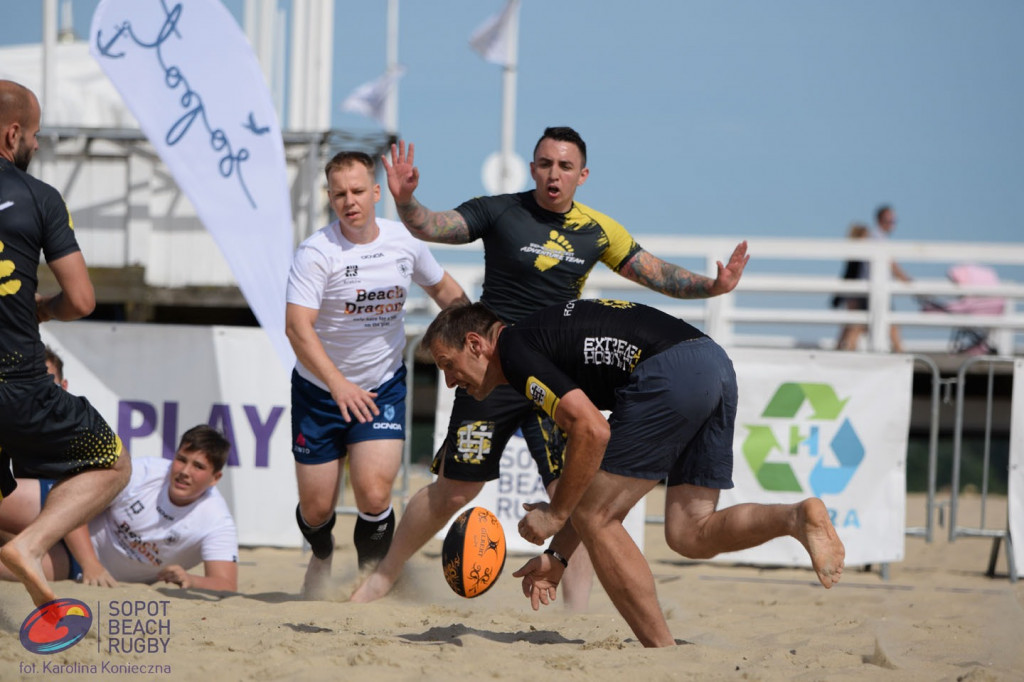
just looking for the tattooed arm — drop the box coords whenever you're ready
[382,141,471,244]
[618,240,750,299]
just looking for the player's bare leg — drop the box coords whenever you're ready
[794,498,845,588]
[664,484,845,589]
[295,460,342,600]
[572,472,670,647]
[545,478,594,612]
[347,440,402,571]
[1,451,130,606]
[302,539,333,600]
[0,539,53,606]
[559,544,595,612]
[351,474,484,602]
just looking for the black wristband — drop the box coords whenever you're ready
[543,548,568,568]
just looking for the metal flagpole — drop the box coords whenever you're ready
[383,0,400,220]
[39,0,58,186]
[499,0,519,194]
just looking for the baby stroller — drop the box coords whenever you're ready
[919,264,1005,355]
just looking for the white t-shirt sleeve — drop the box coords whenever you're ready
[287,240,330,309]
[410,239,445,289]
[199,497,239,564]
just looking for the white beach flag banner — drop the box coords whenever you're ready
[469,0,518,66]
[433,378,646,555]
[717,349,911,567]
[41,323,297,548]
[89,0,294,369]
[341,66,406,128]
[1009,359,1024,574]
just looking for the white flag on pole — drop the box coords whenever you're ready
[340,66,406,128]
[469,0,518,66]
[89,0,295,369]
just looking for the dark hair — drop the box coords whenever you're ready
[324,150,375,182]
[44,345,64,382]
[421,302,501,354]
[533,126,587,167]
[178,425,232,473]
[875,204,893,224]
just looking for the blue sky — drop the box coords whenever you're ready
[3,1,1023,245]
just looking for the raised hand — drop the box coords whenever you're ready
[381,140,420,205]
[710,240,750,296]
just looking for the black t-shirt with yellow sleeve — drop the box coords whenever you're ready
[497,299,706,416]
[455,192,643,323]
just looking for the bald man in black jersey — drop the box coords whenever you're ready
[421,300,845,648]
[0,80,131,607]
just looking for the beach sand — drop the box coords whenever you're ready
[1,482,1021,681]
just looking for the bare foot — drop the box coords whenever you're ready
[0,539,56,607]
[349,570,394,603]
[302,552,333,600]
[796,498,845,588]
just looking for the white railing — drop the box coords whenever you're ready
[405,236,1024,355]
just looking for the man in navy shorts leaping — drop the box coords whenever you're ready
[422,300,846,647]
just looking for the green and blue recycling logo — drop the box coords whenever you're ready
[742,382,864,497]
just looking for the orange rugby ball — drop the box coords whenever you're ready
[442,506,506,598]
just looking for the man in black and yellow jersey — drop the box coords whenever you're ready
[352,126,748,605]
[0,80,131,607]
[423,300,845,647]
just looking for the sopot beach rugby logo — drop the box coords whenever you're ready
[742,382,864,496]
[19,598,94,655]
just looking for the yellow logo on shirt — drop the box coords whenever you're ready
[595,299,635,309]
[526,376,560,417]
[0,240,22,296]
[533,230,575,272]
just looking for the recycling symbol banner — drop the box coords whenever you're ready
[717,349,913,567]
[1009,359,1024,575]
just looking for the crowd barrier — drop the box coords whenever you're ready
[946,356,1020,582]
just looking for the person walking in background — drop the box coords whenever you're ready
[0,79,131,607]
[872,205,912,352]
[833,223,870,350]
[351,126,750,609]
[286,151,467,598]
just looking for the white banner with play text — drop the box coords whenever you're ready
[41,322,297,548]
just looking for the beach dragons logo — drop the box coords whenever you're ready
[742,382,864,497]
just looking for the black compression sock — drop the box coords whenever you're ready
[353,506,395,570]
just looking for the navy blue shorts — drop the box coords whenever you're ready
[0,375,122,484]
[603,337,737,489]
[39,478,84,581]
[291,365,407,465]
[432,384,564,486]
